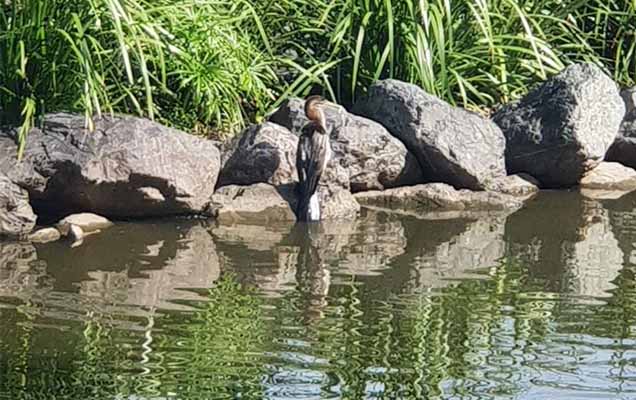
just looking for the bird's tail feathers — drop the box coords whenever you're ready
[296,189,320,222]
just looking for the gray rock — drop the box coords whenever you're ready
[0,174,37,237]
[28,227,62,243]
[209,179,360,224]
[489,173,540,199]
[493,63,624,188]
[0,113,221,217]
[621,87,636,113]
[56,213,113,235]
[269,98,424,192]
[315,161,360,220]
[354,183,522,219]
[353,79,506,190]
[209,183,298,223]
[217,122,299,187]
[606,103,636,169]
[580,162,636,200]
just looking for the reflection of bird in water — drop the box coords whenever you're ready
[296,95,331,222]
[291,224,331,322]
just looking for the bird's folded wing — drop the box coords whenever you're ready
[297,128,327,199]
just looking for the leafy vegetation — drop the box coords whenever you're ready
[2,0,636,155]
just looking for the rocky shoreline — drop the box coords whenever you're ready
[2,62,636,244]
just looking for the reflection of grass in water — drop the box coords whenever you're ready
[0,274,268,399]
[3,255,636,399]
[279,255,560,398]
[164,273,267,398]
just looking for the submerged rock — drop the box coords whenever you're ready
[354,183,522,219]
[580,162,636,200]
[493,63,624,188]
[0,174,37,237]
[353,79,507,190]
[28,227,62,244]
[217,122,299,187]
[269,98,424,192]
[0,113,221,218]
[56,213,113,234]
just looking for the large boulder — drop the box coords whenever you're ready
[0,113,221,218]
[353,80,506,190]
[0,174,37,237]
[606,90,636,169]
[354,183,522,219]
[269,98,424,192]
[493,63,624,188]
[217,122,298,187]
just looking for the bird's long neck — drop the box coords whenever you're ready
[314,110,327,135]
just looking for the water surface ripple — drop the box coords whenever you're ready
[2,192,636,399]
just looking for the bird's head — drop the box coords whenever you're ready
[304,95,328,131]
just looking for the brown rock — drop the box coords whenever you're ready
[269,98,424,192]
[0,174,36,237]
[580,162,636,200]
[354,183,522,219]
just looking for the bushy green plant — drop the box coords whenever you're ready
[0,0,301,156]
[3,0,636,158]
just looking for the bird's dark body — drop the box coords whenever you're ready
[296,121,330,221]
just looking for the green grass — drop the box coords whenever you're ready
[2,0,636,157]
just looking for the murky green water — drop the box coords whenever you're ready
[2,191,636,399]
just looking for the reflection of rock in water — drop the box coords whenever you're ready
[211,222,298,296]
[79,225,220,310]
[600,190,636,265]
[0,243,52,299]
[506,191,589,286]
[335,212,407,277]
[398,217,506,293]
[562,201,622,298]
[211,211,409,295]
[507,192,623,298]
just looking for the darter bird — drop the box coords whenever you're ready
[296,95,331,221]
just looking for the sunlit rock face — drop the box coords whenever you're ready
[209,183,298,223]
[0,113,221,218]
[217,122,299,187]
[607,88,636,170]
[399,217,507,293]
[580,162,636,200]
[562,201,622,299]
[0,174,36,237]
[269,97,424,192]
[494,63,624,188]
[355,183,523,220]
[354,79,507,190]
